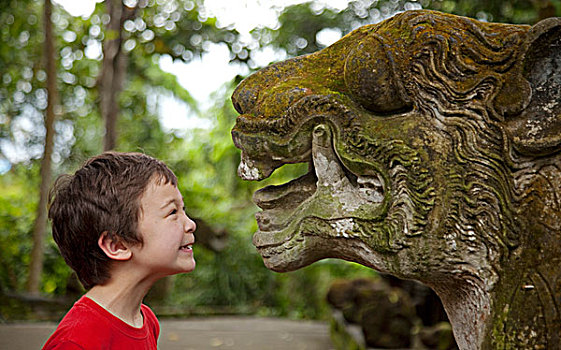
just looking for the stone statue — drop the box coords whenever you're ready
[230,10,561,349]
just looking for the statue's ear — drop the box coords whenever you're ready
[505,17,561,156]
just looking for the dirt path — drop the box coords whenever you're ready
[0,316,334,350]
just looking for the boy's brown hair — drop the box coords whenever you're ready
[48,152,177,289]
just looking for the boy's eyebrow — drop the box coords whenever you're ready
[160,197,185,209]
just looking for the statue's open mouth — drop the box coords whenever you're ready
[253,168,317,232]
[232,95,434,270]
[237,124,388,254]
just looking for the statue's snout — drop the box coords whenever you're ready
[232,56,312,117]
[232,77,258,115]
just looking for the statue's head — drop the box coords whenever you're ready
[231,10,561,286]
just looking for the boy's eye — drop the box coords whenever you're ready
[169,208,178,216]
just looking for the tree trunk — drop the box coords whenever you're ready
[100,0,133,151]
[27,0,58,295]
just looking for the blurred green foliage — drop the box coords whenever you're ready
[1,0,559,321]
[0,165,38,291]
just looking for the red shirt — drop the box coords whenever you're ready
[42,296,159,350]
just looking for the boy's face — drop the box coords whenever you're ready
[131,178,196,278]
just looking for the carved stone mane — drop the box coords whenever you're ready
[230,10,561,349]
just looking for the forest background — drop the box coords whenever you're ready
[1,0,559,322]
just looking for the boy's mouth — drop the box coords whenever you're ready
[179,243,193,251]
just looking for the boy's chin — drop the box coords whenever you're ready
[180,259,196,273]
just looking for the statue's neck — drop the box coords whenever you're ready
[483,255,560,349]
[432,277,490,350]
[434,258,561,350]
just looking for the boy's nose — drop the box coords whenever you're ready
[184,216,196,234]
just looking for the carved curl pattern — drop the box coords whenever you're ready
[389,13,525,251]
[340,131,436,251]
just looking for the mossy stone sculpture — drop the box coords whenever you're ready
[231,10,561,349]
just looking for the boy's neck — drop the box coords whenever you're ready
[85,273,156,328]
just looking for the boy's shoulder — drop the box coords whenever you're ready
[42,296,159,350]
[42,296,112,349]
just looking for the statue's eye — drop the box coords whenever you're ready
[344,36,411,114]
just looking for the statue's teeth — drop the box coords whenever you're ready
[237,152,280,181]
[238,157,263,180]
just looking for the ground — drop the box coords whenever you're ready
[0,316,333,350]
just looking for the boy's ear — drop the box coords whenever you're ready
[98,231,132,261]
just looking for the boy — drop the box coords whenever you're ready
[43,151,196,349]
